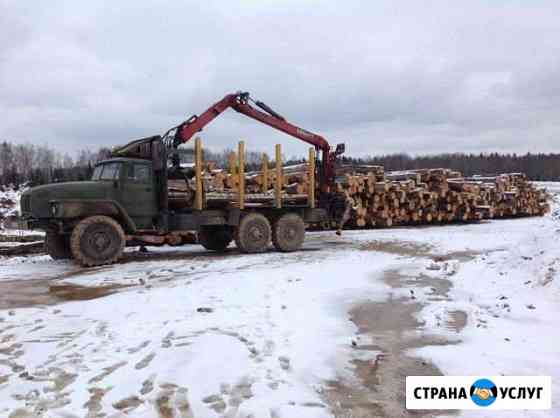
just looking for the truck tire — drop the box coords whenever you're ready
[272,213,305,252]
[70,216,125,267]
[198,226,233,252]
[234,213,271,253]
[45,232,72,260]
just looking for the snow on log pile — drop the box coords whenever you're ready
[336,168,550,228]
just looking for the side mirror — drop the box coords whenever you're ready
[335,143,345,156]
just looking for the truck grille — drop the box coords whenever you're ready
[20,194,31,214]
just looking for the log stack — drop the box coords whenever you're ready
[334,169,549,229]
[168,160,549,229]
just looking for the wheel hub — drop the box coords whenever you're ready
[249,225,264,240]
[284,227,296,240]
[90,231,111,252]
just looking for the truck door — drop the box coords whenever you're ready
[121,162,157,229]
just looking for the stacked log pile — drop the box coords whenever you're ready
[168,158,549,228]
[334,168,549,229]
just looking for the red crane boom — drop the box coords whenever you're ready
[171,92,343,191]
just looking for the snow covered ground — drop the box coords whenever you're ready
[0,240,397,418]
[0,186,24,227]
[0,182,558,417]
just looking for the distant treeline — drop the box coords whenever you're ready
[1,140,559,187]
[0,141,112,187]
[341,153,560,180]
[0,140,274,187]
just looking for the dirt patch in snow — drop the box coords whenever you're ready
[446,310,468,333]
[361,239,480,262]
[360,239,434,258]
[49,283,131,301]
[384,269,452,301]
[0,279,131,310]
[324,267,463,417]
[84,387,110,416]
[112,395,144,412]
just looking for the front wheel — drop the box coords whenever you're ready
[45,232,72,260]
[70,216,125,267]
[272,213,305,252]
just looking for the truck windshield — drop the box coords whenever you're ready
[91,163,121,181]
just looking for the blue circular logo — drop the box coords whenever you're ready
[470,378,498,406]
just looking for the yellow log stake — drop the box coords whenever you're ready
[262,153,269,193]
[308,147,316,208]
[275,144,282,208]
[194,137,203,210]
[238,140,245,210]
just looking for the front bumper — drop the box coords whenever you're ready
[17,217,52,232]
[17,218,33,230]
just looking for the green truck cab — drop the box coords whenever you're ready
[22,158,156,229]
[20,136,327,267]
[20,157,159,265]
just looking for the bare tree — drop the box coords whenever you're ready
[0,141,13,177]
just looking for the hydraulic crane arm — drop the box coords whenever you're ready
[167,91,342,191]
[171,92,330,154]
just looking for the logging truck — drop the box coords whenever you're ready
[19,92,345,266]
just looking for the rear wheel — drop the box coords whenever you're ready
[198,226,233,252]
[70,216,125,267]
[272,213,305,252]
[234,213,271,253]
[45,232,72,260]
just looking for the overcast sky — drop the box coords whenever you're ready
[1,0,559,158]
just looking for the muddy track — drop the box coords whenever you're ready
[324,243,475,418]
[0,237,465,313]
[0,243,327,311]
[0,279,131,310]
[360,239,481,262]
